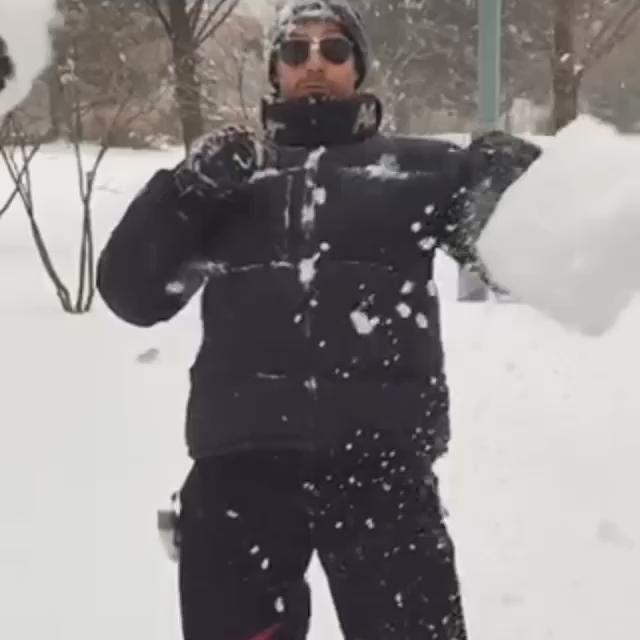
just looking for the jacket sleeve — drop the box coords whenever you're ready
[437,131,542,284]
[96,167,221,327]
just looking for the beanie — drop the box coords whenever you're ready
[268,0,370,90]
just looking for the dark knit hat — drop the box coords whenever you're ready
[268,0,370,90]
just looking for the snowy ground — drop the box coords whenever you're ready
[1,144,639,639]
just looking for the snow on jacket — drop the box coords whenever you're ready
[97,93,540,458]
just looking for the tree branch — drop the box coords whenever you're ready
[0,141,72,310]
[141,0,173,37]
[195,0,240,47]
[583,0,640,72]
[189,0,207,34]
[0,145,39,218]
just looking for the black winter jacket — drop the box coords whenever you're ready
[97,94,540,459]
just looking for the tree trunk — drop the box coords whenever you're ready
[551,0,581,132]
[393,96,411,134]
[46,67,64,141]
[168,0,204,152]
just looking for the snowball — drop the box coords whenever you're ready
[477,115,640,336]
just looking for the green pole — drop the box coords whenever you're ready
[478,0,503,132]
[458,0,503,301]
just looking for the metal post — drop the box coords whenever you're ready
[458,0,503,301]
[478,0,503,133]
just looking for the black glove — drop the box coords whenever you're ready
[175,125,263,198]
[0,36,15,91]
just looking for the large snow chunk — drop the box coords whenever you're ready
[0,0,57,118]
[477,115,640,336]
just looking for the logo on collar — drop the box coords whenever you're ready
[265,118,286,138]
[353,101,377,134]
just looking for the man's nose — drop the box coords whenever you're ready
[305,42,324,71]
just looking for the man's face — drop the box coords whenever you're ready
[275,20,358,100]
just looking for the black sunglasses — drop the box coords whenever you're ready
[278,36,354,67]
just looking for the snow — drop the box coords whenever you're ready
[1,140,640,640]
[350,309,380,335]
[0,0,57,117]
[395,302,412,318]
[299,254,318,286]
[274,0,346,40]
[478,115,640,336]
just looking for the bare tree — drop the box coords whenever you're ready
[0,115,75,310]
[552,0,640,131]
[0,47,157,313]
[198,14,266,129]
[141,0,240,151]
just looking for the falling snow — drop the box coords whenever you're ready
[313,187,327,205]
[396,302,412,318]
[419,237,437,251]
[362,164,410,180]
[298,253,321,289]
[401,281,415,295]
[416,313,429,329]
[301,203,315,234]
[350,310,380,335]
[165,281,185,295]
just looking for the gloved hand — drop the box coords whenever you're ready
[175,125,263,198]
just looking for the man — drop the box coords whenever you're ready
[97,1,540,638]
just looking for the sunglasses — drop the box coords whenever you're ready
[278,36,354,67]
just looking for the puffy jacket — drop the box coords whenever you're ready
[97,94,540,458]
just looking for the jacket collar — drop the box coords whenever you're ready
[261,92,382,148]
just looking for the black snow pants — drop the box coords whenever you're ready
[177,434,467,640]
